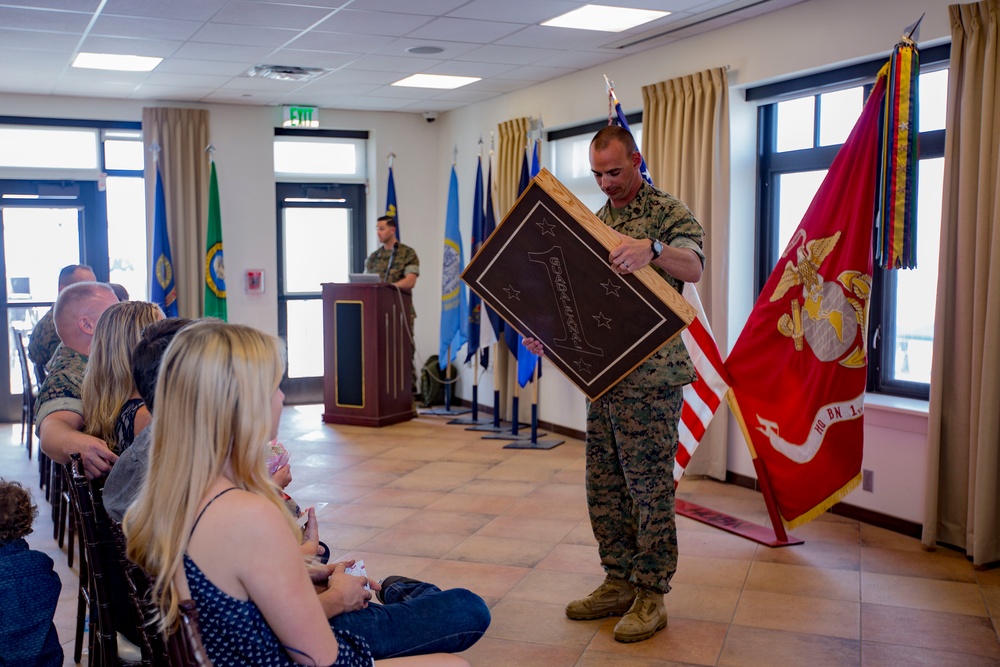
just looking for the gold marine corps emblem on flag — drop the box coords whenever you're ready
[770,230,871,369]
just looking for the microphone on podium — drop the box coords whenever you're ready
[383,241,399,283]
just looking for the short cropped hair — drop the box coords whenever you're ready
[131,318,194,413]
[377,215,397,228]
[591,125,638,155]
[0,480,37,542]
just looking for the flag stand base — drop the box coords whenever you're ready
[424,406,471,416]
[466,421,526,433]
[675,499,803,547]
[502,437,563,450]
[448,415,491,425]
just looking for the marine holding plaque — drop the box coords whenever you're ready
[526,126,704,643]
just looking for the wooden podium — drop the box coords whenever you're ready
[321,283,415,427]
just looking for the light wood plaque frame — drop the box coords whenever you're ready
[462,168,696,400]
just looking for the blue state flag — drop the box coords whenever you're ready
[481,155,502,369]
[464,157,484,364]
[385,165,400,238]
[439,165,467,369]
[151,166,178,317]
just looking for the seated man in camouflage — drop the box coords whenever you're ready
[28,264,96,376]
[36,282,120,479]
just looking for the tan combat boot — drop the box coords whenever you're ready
[613,588,667,642]
[565,576,635,620]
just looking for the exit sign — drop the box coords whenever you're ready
[283,106,319,128]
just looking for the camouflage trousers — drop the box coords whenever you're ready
[585,382,683,594]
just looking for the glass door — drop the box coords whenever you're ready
[0,180,107,422]
[276,183,366,403]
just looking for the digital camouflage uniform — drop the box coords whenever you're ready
[33,344,87,435]
[588,180,704,595]
[366,242,420,394]
[365,242,420,322]
[27,308,59,371]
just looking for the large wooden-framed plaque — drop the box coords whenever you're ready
[462,168,696,401]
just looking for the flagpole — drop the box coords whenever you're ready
[501,358,562,450]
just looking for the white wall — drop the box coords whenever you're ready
[0,0,951,525]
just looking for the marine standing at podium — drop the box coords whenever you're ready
[366,215,420,396]
[365,215,419,291]
[525,125,704,644]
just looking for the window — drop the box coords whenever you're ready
[753,48,949,399]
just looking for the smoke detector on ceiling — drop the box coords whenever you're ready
[246,64,328,82]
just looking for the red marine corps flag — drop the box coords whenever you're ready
[725,72,888,529]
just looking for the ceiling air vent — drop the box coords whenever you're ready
[246,64,328,82]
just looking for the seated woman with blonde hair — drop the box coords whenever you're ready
[81,300,164,453]
[124,320,467,667]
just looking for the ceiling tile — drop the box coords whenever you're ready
[152,58,251,76]
[429,87,500,103]
[0,48,70,72]
[313,9,434,37]
[288,30,392,54]
[423,61,517,79]
[103,0,228,22]
[543,49,618,70]
[201,88,284,104]
[171,42,275,63]
[91,15,203,41]
[0,6,93,33]
[312,68,401,85]
[342,54,443,74]
[191,23,301,48]
[130,84,221,100]
[220,75,311,91]
[406,17,525,44]
[11,0,102,9]
[325,95,415,110]
[0,28,79,53]
[345,0,469,16]
[142,72,233,88]
[210,1,336,29]
[495,64,575,82]
[456,44,562,66]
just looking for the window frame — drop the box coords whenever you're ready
[750,45,950,400]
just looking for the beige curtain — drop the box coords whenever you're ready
[922,0,1000,565]
[489,118,532,419]
[641,67,731,480]
[142,108,210,320]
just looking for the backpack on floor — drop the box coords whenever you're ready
[420,355,456,407]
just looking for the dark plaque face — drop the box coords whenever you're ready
[463,171,689,400]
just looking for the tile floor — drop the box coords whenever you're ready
[4,406,1000,666]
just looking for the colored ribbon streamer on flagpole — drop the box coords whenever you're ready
[876,37,919,269]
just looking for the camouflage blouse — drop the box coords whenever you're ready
[34,344,87,432]
[365,243,419,285]
[597,181,705,389]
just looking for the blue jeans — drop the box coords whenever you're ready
[329,579,490,659]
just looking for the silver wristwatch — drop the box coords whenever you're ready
[650,238,663,259]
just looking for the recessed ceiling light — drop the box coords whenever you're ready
[72,52,162,72]
[542,5,669,32]
[392,74,480,90]
[406,46,445,55]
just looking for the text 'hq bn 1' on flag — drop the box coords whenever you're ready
[439,164,467,369]
[204,160,227,320]
[725,73,888,529]
[151,165,178,317]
